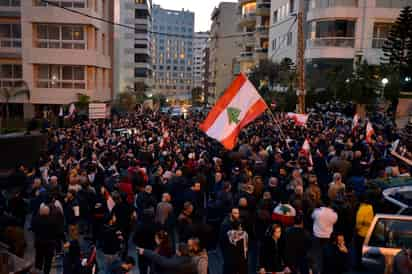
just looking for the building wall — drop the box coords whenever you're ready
[193,32,209,89]
[269,0,411,65]
[238,0,271,73]
[209,2,242,103]
[152,5,194,100]
[113,0,152,97]
[0,0,113,116]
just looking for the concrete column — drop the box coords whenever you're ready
[23,103,35,119]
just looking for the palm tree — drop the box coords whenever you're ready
[0,83,30,128]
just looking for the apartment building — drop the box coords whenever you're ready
[269,0,411,73]
[209,2,242,103]
[151,5,194,100]
[0,0,113,118]
[193,32,209,90]
[113,0,152,96]
[237,0,271,73]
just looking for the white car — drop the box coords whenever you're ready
[382,185,412,215]
[362,214,412,274]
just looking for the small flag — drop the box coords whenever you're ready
[301,139,313,166]
[199,74,267,150]
[352,113,360,132]
[287,113,309,126]
[103,188,115,212]
[366,122,375,144]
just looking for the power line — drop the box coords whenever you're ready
[39,0,277,40]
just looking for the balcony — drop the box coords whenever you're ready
[239,51,254,61]
[307,37,355,48]
[0,37,21,58]
[239,0,256,5]
[0,0,20,18]
[243,33,256,46]
[256,0,271,15]
[239,13,257,27]
[254,48,268,60]
[372,38,385,48]
[256,25,269,38]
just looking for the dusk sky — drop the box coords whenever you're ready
[153,0,237,32]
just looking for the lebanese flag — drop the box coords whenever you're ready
[301,139,313,166]
[352,113,360,132]
[287,113,309,126]
[366,122,375,144]
[199,73,267,150]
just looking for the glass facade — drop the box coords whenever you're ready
[36,24,85,49]
[37,65,85,89]
[309,20,356,47]
[372,22,392,48]
[310,0,358,8]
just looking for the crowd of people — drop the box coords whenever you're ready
[0,102,411,274]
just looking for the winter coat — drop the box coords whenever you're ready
[142,249,197,274]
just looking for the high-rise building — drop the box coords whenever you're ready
[0,0,113,118]
[193,32,209,90]
[113,0,152,96]
[151,5,194,100]
[269,0,411,78]
[209,2,242,103]
[237,0,271,73]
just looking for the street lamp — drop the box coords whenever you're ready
[381,78,389,99]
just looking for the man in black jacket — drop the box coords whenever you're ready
[284,214,309,274]
[32,205,58,274]
[137,243,197,274]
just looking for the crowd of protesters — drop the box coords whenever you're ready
[0,101,411,274]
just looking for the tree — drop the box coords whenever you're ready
[345,61,381,115]
[152,94,167,108]
[191,87,204,106]
[382,6,412,71]
[75,93,90,115]
[0,84,30,128]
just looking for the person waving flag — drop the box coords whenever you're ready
[200,73,268,150]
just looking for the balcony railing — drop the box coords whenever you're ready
[0,38,21,48]
[36,39,85,49]
[256,25,269,33]
[34,0,86,8]
[0,0,20,6]
[310,0,358,8]
[307,37,355,47]
[0,79,23,87]
[255,47,268,53]
[37,79,86,89]
[372,38,386,48]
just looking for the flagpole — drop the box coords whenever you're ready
[266,107,286,141]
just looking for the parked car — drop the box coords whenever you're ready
[362,214,412,274]
[382,185,412,215]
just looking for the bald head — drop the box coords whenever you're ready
[39,205,50,216]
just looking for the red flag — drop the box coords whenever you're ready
[287,113,309,126]
[366,122,375,144]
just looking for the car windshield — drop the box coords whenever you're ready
[369,218,412,249]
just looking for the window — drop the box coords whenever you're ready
[309,20,356,47]
[0,64,22,87]
[134,43,147,49]
[135,53,148,62]
[273,10,278,24]
[35,0,86,8]
[289,0,295,13]
[36,24,85,49]
[369,218,412,249]
[102,0,106,17]
[135,9,149,19]
[376,0,412,8]
[272,39,276,50]
[135,0,146,4]
[373,22,392,48]
[0,23,21,48]
[135,68,147,77]
[310,0,358,8]
[102,33,106,55]
[0,0,20,7]
[287,32,293,45]
[37,65,85,89]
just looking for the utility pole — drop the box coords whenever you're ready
[296,1,306,114]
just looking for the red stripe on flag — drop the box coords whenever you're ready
[220,99,267,150]
[200,74,247,132]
